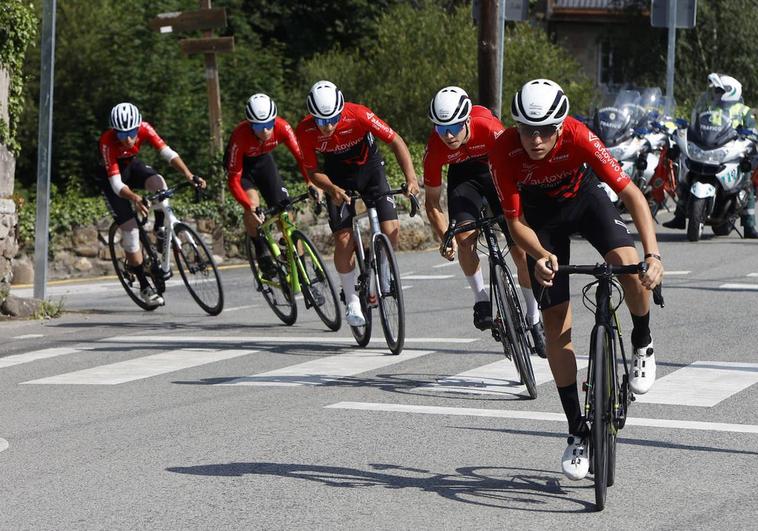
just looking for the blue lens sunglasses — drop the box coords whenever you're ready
[116,128,139,141]
[251,120,275,132]
[315,114,341,127]
[435,121,466,137]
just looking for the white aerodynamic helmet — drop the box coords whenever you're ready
[707,73,742,103]
[511,79,570,126]
[306,80,345,119]
[245,93,277,123]
[109,102,142,131]
[428,86,472,125]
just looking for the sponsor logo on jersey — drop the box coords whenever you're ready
[614,218,630,234]
[551,153,570,163]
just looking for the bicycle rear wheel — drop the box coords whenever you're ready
[108,222,158,312]
[493,263,537,398]
[591,324,612,511]
[291,230,341,331]
[373,234,405,355]
[246,233,296,325]
[172,222,224,316]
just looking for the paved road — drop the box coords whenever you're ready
[2,219,758,529]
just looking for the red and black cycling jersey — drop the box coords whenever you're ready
[225,117,308,209]
[422,105,505,187]
[489,116,632,219]
[295,102,396,169]
[98,122,166,178]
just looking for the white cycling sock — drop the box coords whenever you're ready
[340,269,360,305]
[466,269,489,303]
[521,286,541,325]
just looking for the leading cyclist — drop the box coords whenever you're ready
[488,79,664,481]
[423,86,545,355]
[295,80,420,326]
[98,102,206,308]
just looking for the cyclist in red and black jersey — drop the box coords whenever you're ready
[489,79,664,481]
[295,80,420,326]
[423,87,545,354]
[225,93,309,276]
[98,102,205,308]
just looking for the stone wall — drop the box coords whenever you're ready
[0,67,18,289]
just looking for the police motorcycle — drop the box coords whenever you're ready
[672,92,757,241]
[590,89,666,208]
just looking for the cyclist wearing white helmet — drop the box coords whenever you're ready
[224,93,310,276]
[98,102,205,308]
[663,73,758,237]
[296,80,420,327]
[423,86,545,354]
[489,79,664,481]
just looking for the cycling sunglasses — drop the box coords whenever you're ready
[517,123,559,138]
[435,121,466,137]
[116,128,139,141]
[251,120,275,132]
[315,114,341,127]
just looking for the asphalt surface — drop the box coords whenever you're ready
[2,216,758,529]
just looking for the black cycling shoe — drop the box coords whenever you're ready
[744,226,758,239]
[662,215,686,229]
[473,301,493,331]
[530,320,547,358]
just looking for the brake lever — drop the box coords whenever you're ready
[653,284,664,308]
[409,194,420,218]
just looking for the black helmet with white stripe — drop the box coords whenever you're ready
[511,79,569,126]
[306,80,344,119]
[109,102,142,131]
[429,86,472,125]
[245,93,278,123]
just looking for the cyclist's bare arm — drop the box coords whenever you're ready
[425,184,455,260]
[307,168,350,205]
[506,215,557,286]
[618,184,664,288]
[388,135,420,196]
[168,155,206,188]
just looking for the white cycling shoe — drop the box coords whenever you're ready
[561,435,589,481]
[345,300,366,327]
[630,340,656,395]
[140,286,165,308]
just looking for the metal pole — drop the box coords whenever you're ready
[33,0,56,300]
[494,0,506,118]
[664,0,677,115]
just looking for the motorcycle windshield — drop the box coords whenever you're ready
[638,87,664,129]
[591,90,642,146]
[689,92,737,148]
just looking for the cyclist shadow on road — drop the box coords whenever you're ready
[166,461,595,512]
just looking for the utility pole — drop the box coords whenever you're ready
[477,0,499,115]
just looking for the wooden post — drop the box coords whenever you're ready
[199,0,223,156]
[478,0,499,114]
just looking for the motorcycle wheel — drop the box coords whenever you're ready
[712,222,732,236]
[687,198,707,242]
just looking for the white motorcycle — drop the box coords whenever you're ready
[673,93,756,241]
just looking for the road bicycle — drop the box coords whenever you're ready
[108,180,224,315]
[547,262,664,511]
[342,184,420,355]
[247,190,341,331]
[442,213,537,398]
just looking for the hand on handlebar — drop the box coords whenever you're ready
[535,254,558,287]
[329,184,351,206]
[250,207,265,226]
[190,175,207,189]
[133,196,149,218]
[640,256,664,290]
[439,238,456,261]
[405,178,420,197]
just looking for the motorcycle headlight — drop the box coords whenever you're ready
[687,142,729,164]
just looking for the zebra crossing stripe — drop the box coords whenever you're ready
[217,349,435,387]
[401,275,455,280]
[416,356,588,397]
[718,283,758,291]
[100,335,477,345]
[635,361,758,407]
[0,347,91,369]
[20,349,257,385]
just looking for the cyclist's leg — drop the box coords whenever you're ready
[127,159,163,230]
[361,157,400,248]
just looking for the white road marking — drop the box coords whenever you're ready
[664,271,691,276]
[417,356,588,397]
[12,280,183,298]
[223,305,259,312]
[402,285,413,291]
[636,361,758,407]
[326,402,758,434]
[748,273,758,277]
[218,349,435,387]
[718,283,758,291]
[401,275,454,280]
[0,438,7,453]
[100,335,478,345]
[21,349,256,385]
[11,334,44,340]
[0,347,92,369]
[433,261,459,269]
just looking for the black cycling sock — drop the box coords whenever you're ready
[154,211,165,231]
[631,311,652,349]
[252,235,268,257]
[558,383,583,436]
[128,264,149,290]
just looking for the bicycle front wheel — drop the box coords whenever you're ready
[292,230,341,331]
[349,252,373,348]
[108,222,158,312]
[493,263,537,398]
[373,234,405,355]
[591,324,613,511]
[172,222,224,316]
[245,234,297,325]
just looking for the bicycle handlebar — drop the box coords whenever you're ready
[136,177,204,227]
[344,183,420,218]
[441,215,505,251]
